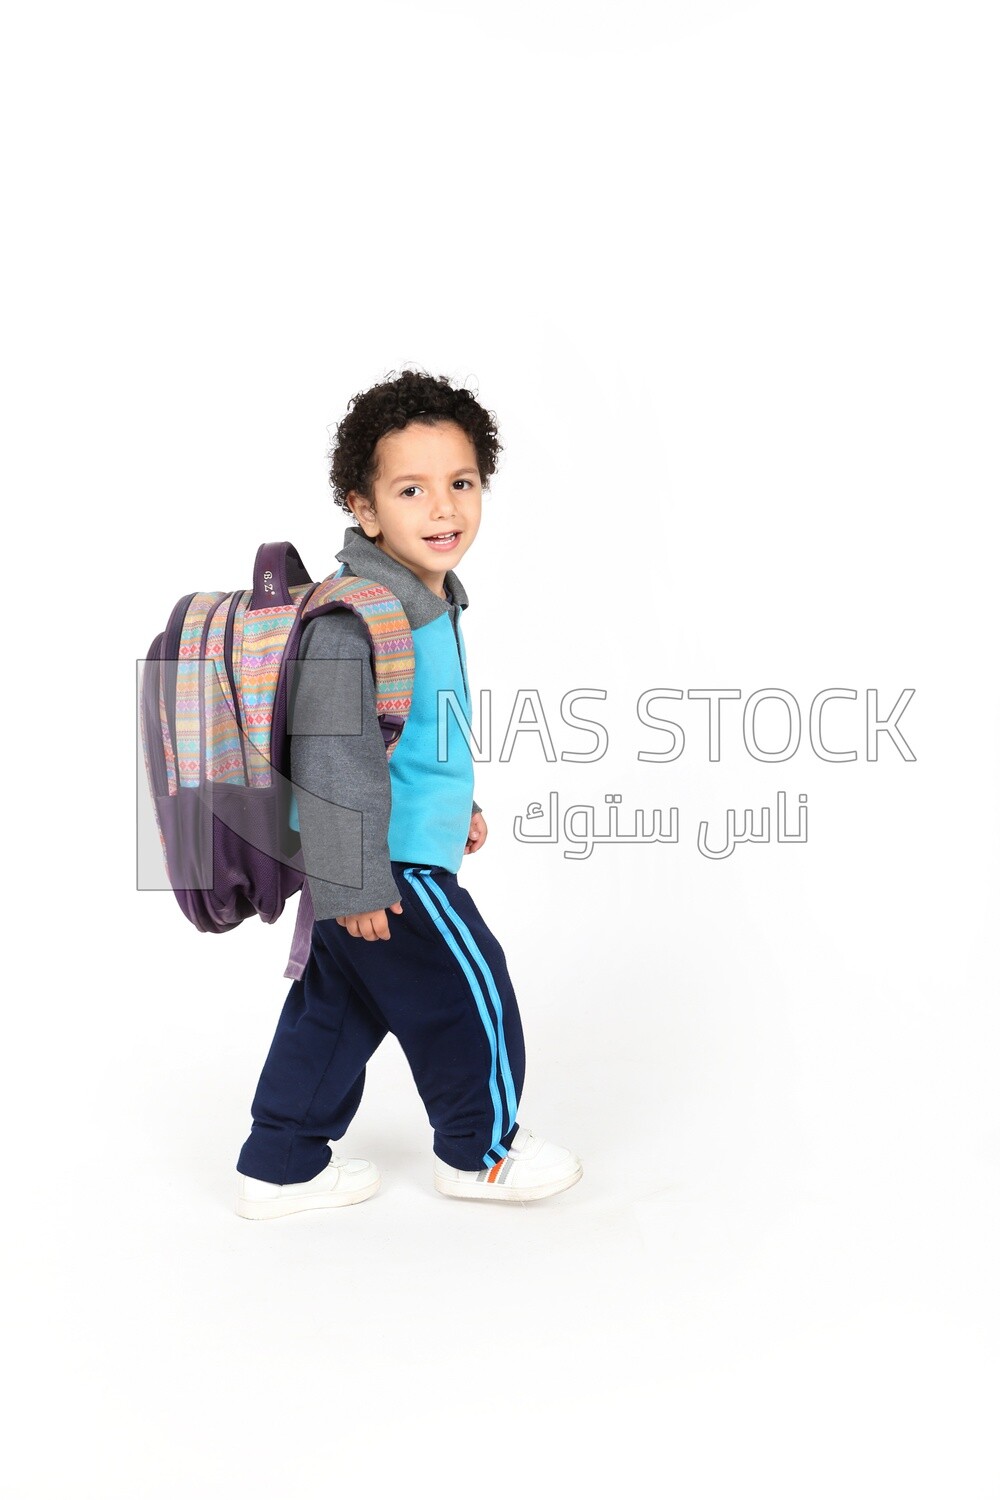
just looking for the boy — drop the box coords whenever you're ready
[235,371,582,1217]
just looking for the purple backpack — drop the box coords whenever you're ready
[140,541,414,944]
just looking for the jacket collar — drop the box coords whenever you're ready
[335,525,469,629]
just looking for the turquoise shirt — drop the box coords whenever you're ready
[385,604,474,872]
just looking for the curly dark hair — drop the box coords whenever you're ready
[328,368,503,515]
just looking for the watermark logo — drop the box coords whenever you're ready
[137,662,916,892]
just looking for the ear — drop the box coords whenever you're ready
[346,490,379,536]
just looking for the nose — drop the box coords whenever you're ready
[430,489,458,519]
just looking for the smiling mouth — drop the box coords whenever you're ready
[423,531,461,541]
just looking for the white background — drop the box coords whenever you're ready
[6,1,999,1495]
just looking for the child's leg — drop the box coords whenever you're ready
[318,863,526,1171]
[235,948,389,1185]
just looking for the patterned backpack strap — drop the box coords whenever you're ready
[302,572,414,755]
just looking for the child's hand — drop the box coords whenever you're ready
[336,900,403,941]
[465,810,488,855]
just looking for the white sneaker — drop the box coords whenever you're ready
[235,1153,381,1219]
[433,1126,582,1203]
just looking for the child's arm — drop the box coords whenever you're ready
[289,609,402,924]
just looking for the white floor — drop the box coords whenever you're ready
[11,890,998,1499]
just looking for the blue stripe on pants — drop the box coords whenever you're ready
[235,861,526,1183]
[403,868,521,1164]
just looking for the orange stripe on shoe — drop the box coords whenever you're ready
[487,1159,504,1183]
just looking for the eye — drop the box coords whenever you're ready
[454,479,473,490]
[401,486,420,498]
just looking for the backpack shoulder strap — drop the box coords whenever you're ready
[302,571,414,752]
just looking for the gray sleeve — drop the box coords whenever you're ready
[288,609,401,919]
[472,798,482,815]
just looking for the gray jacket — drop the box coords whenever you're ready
[289,526,482,920]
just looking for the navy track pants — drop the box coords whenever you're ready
[236,863,526,1183]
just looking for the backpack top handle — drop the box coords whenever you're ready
[250,542,314,611]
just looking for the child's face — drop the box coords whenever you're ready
[347,420,482,597]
